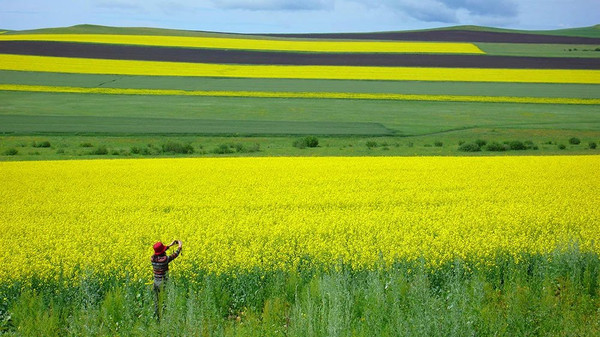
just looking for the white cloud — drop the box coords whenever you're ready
[352,0,518,24]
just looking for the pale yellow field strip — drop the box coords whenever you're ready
[0,33,485,54]
[2,54,600,84]
[1,84,598,105]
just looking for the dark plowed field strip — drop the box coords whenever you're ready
[1,41,599,69]
[264,30,600,44]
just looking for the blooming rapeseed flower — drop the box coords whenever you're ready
[0,156,597,283]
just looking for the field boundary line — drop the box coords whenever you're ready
[1,84,599,105]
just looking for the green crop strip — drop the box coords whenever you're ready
[1,84,598,105]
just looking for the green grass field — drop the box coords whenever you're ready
[3,71,600,98]
[1,91,598,134]
[478,43,600,57]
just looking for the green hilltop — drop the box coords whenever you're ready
[427,24,600,38]
[4,23,600,39]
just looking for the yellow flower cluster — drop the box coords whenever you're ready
[1,54,599,84]
[0,156,598,284]
[1,84,598,105]
[0,33,484,54]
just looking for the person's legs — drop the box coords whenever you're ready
[153,281,164,320]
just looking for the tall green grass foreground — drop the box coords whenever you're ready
[1,249,599,336]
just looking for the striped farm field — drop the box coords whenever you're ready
[2,41,597,68]
[0,25,598,142]
[1,84,598,105]
[4,71,599,98]
[1,54,599,83]
[0,33,485,54]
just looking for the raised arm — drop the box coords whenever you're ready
[168,240,182,262]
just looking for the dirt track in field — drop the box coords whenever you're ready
[1,41,599,69]
[263,29,600,44]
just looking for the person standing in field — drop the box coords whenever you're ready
[151,240,182,319]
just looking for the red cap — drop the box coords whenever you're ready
[153,242,168,255]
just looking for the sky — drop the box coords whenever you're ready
[0,0,598,33]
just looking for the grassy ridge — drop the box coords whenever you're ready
[7,23,599,38]
[4,24,260,39]
[469,24,600,38]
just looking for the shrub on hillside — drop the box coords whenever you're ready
[508,141,527,150]
[3,148,18,156]
[131,145,159,155]
[366,141,378,148]
[558,144,566,150]
[458,143,481,152]
[569,137,581,145]
[523,140,538,150]
[475,139,487,147]
[234,143,260,153]
[91,146,108,155]
[211,143,259,154]
[162,141,194,154]
[130,146,142,154]
[32,141,51,148]
[484,142,508,152]
[80,142,94,148]
[434,141,443,147]
[212,144,235,154]
[294,136,319,149]
[589,142,597,149]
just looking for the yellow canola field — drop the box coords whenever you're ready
[0,33,484,54]
[1,54,599,83]
[1,84,599,105]
[0,156,599,284]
